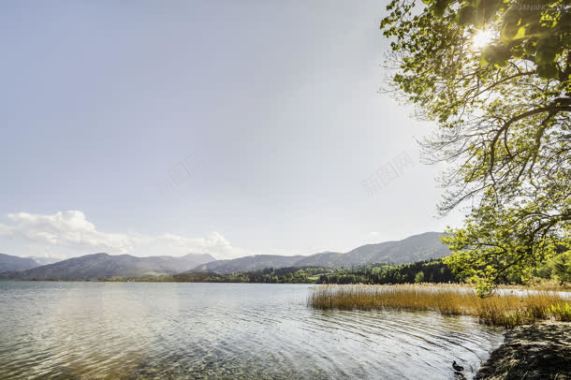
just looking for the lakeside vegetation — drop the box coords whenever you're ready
[100,260,456,284]
[317,260,455,284]
[203,252,565,286]
[7,252,569,289]
[168,260,458,284]
[309,284,571,328]
[103,255,571,290]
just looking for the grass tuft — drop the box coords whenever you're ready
[308,284,571,327]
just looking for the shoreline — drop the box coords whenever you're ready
[476,321,571,379]
[2,279,570,292]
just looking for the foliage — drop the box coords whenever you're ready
[103,261,459,284]
[533,249,571,283]
[173,266,327,284]
[318,260,457,284]
[107,257,568,288]
[380,0,570,293]
[163,260,458,284]
[442,205,567,293]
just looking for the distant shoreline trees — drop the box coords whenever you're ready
[120,257,568,286]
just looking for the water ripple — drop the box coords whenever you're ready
[0,282,503,379]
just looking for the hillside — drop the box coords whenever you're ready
[189,232,449,274]
[292,252,344,267]
[337,232,449,266]
[8,252,215,281]
[0,253,39,273]
[192,255,304,274]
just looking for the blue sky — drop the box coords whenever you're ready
[0,0,463,259]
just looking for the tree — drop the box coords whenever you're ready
[551,250,571,283]
[534,249,571,283]
[380,0,570,293]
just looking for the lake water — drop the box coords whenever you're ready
[0,282,504,379]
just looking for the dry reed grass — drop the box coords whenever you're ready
[308,284,571,327]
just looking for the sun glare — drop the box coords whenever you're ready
[472,29,496,50]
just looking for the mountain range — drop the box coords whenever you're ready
[0,232,449,280]
[1,253,215,281]
[192,232,448,274]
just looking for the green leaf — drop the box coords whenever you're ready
[513,26,526,39]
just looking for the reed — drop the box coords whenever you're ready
[308,284,571,327]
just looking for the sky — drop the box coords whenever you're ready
[0,0,465,260]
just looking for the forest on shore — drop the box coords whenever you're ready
[108,251,570,287]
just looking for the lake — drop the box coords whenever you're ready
[0,282,503,379]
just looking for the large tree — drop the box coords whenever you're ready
[380,0,570,293]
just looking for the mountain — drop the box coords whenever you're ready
[0,253,40,273]
[29,257,61,266]
[8,252,215,281]
[192,255,304,274]
[336,232,449,266]
[189,232,449,274]
[292,251,344,267]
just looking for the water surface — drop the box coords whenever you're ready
[0,282,503,379]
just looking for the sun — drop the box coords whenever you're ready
[472,29,496,50]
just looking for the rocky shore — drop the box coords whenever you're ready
[476,321,571,379]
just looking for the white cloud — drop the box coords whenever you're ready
[0,210,250,259]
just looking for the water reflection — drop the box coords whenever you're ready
[0,282,503,379]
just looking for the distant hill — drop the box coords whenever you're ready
[0,253,39,273]
[292,251,344,267]
[192,255,304,274]
[29,257,61,266]
[336,232,449,266]
[189,232,449,274]
[7,252,215,281]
